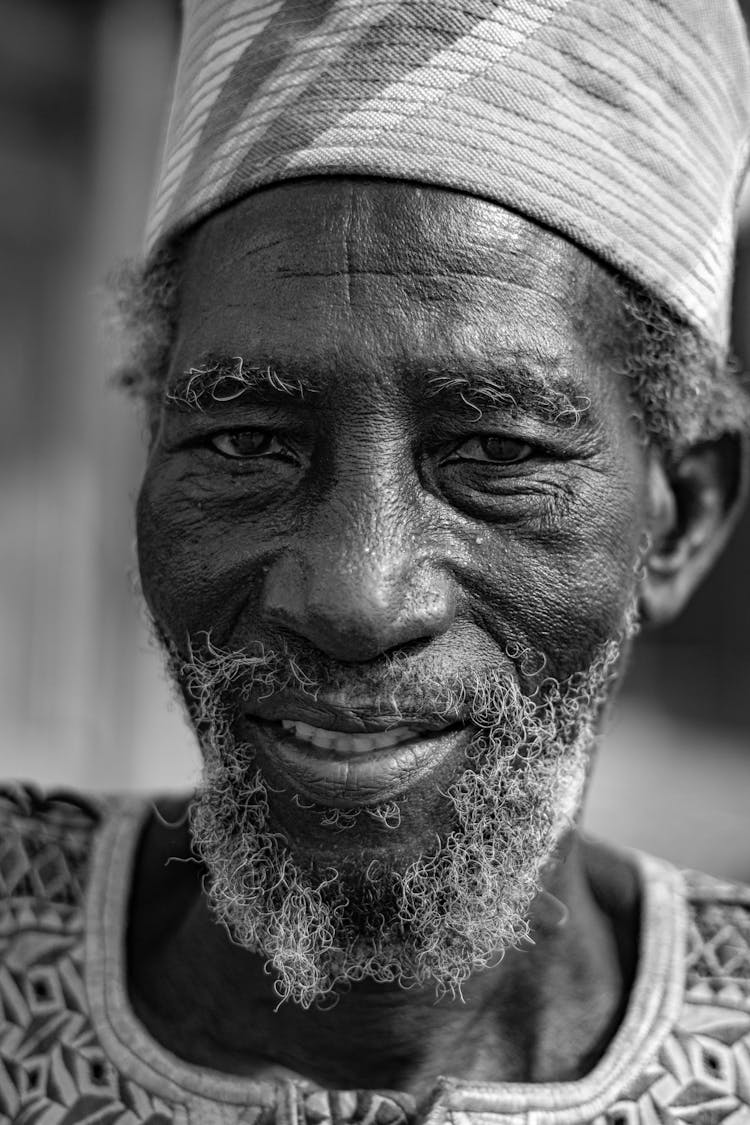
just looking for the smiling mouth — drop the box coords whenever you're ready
[279,718,421,755]
[247,717,473,807]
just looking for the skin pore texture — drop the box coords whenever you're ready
[131,179,741,1100]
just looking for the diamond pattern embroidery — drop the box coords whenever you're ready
[300,1090,414,1125]
[687,906,750,997]
[589,873,750,1125]
[0,788,95,932]
[685,877,750,1017]
[592,1022,750,1125]
[2,785,750,1125]
[0,787,181,1123]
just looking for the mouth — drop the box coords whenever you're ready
[280,718,422,753]
[245,716,474,807]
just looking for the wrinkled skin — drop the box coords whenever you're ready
[131,179,739,1097]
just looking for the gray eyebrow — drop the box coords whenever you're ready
[423,367,592,429]
[165,353,592,429]
[165,355,319,410]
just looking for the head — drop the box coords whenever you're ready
[123,177,749,1005]
[117,0,750,1008]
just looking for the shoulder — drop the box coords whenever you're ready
[0,786,184,1123]
[682,867,750,1010]
[650,867,750,1119]
[0,781,106,920]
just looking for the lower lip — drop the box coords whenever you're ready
[248,720,474,807]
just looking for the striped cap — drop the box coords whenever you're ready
[147,0,750,354]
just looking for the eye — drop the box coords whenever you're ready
[448,435,534,464]
[209,431,292,460]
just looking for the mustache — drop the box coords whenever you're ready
[159,620,637,751]
[171,630,555,728]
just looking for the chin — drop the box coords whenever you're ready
[167,598,637,1006]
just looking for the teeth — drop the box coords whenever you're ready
[280,719,418,754]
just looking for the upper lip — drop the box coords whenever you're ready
[242,699,459,735]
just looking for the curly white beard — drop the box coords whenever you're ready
[171,601,639,1009]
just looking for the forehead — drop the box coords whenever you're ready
[171,178,624,395]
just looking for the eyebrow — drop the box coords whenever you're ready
[165,352,592,429]
[423,363,592,429]
[165,355,319,410]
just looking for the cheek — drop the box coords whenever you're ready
[470,471,646,671]
[136,463,271,649]
[136,479,203,647]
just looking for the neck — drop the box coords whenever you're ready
[128,801,638,1102]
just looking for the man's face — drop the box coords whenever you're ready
[137,179,648,1004]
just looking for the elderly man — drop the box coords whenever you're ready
[2,1,750,1122]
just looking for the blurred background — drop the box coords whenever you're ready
[1,0,748,879]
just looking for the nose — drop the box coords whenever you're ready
[261,499,456,663]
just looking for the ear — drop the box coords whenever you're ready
[639,433,749,626]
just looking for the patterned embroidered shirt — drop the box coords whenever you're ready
[1,783,749,1125]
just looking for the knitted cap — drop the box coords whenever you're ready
[147,0,750,354]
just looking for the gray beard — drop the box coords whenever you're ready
[167,601,639,1009]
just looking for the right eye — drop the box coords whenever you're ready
[209,431,293,460]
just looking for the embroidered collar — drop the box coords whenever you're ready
[83,797,687,1121]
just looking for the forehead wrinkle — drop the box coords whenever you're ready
[268,268,576,285]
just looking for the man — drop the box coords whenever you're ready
[2,1,750,1122]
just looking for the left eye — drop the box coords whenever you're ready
[448,436,534,464]
[209,431,290,459]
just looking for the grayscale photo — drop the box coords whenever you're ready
[1,2,749,1122]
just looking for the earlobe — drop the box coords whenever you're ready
[639,435,748,627]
